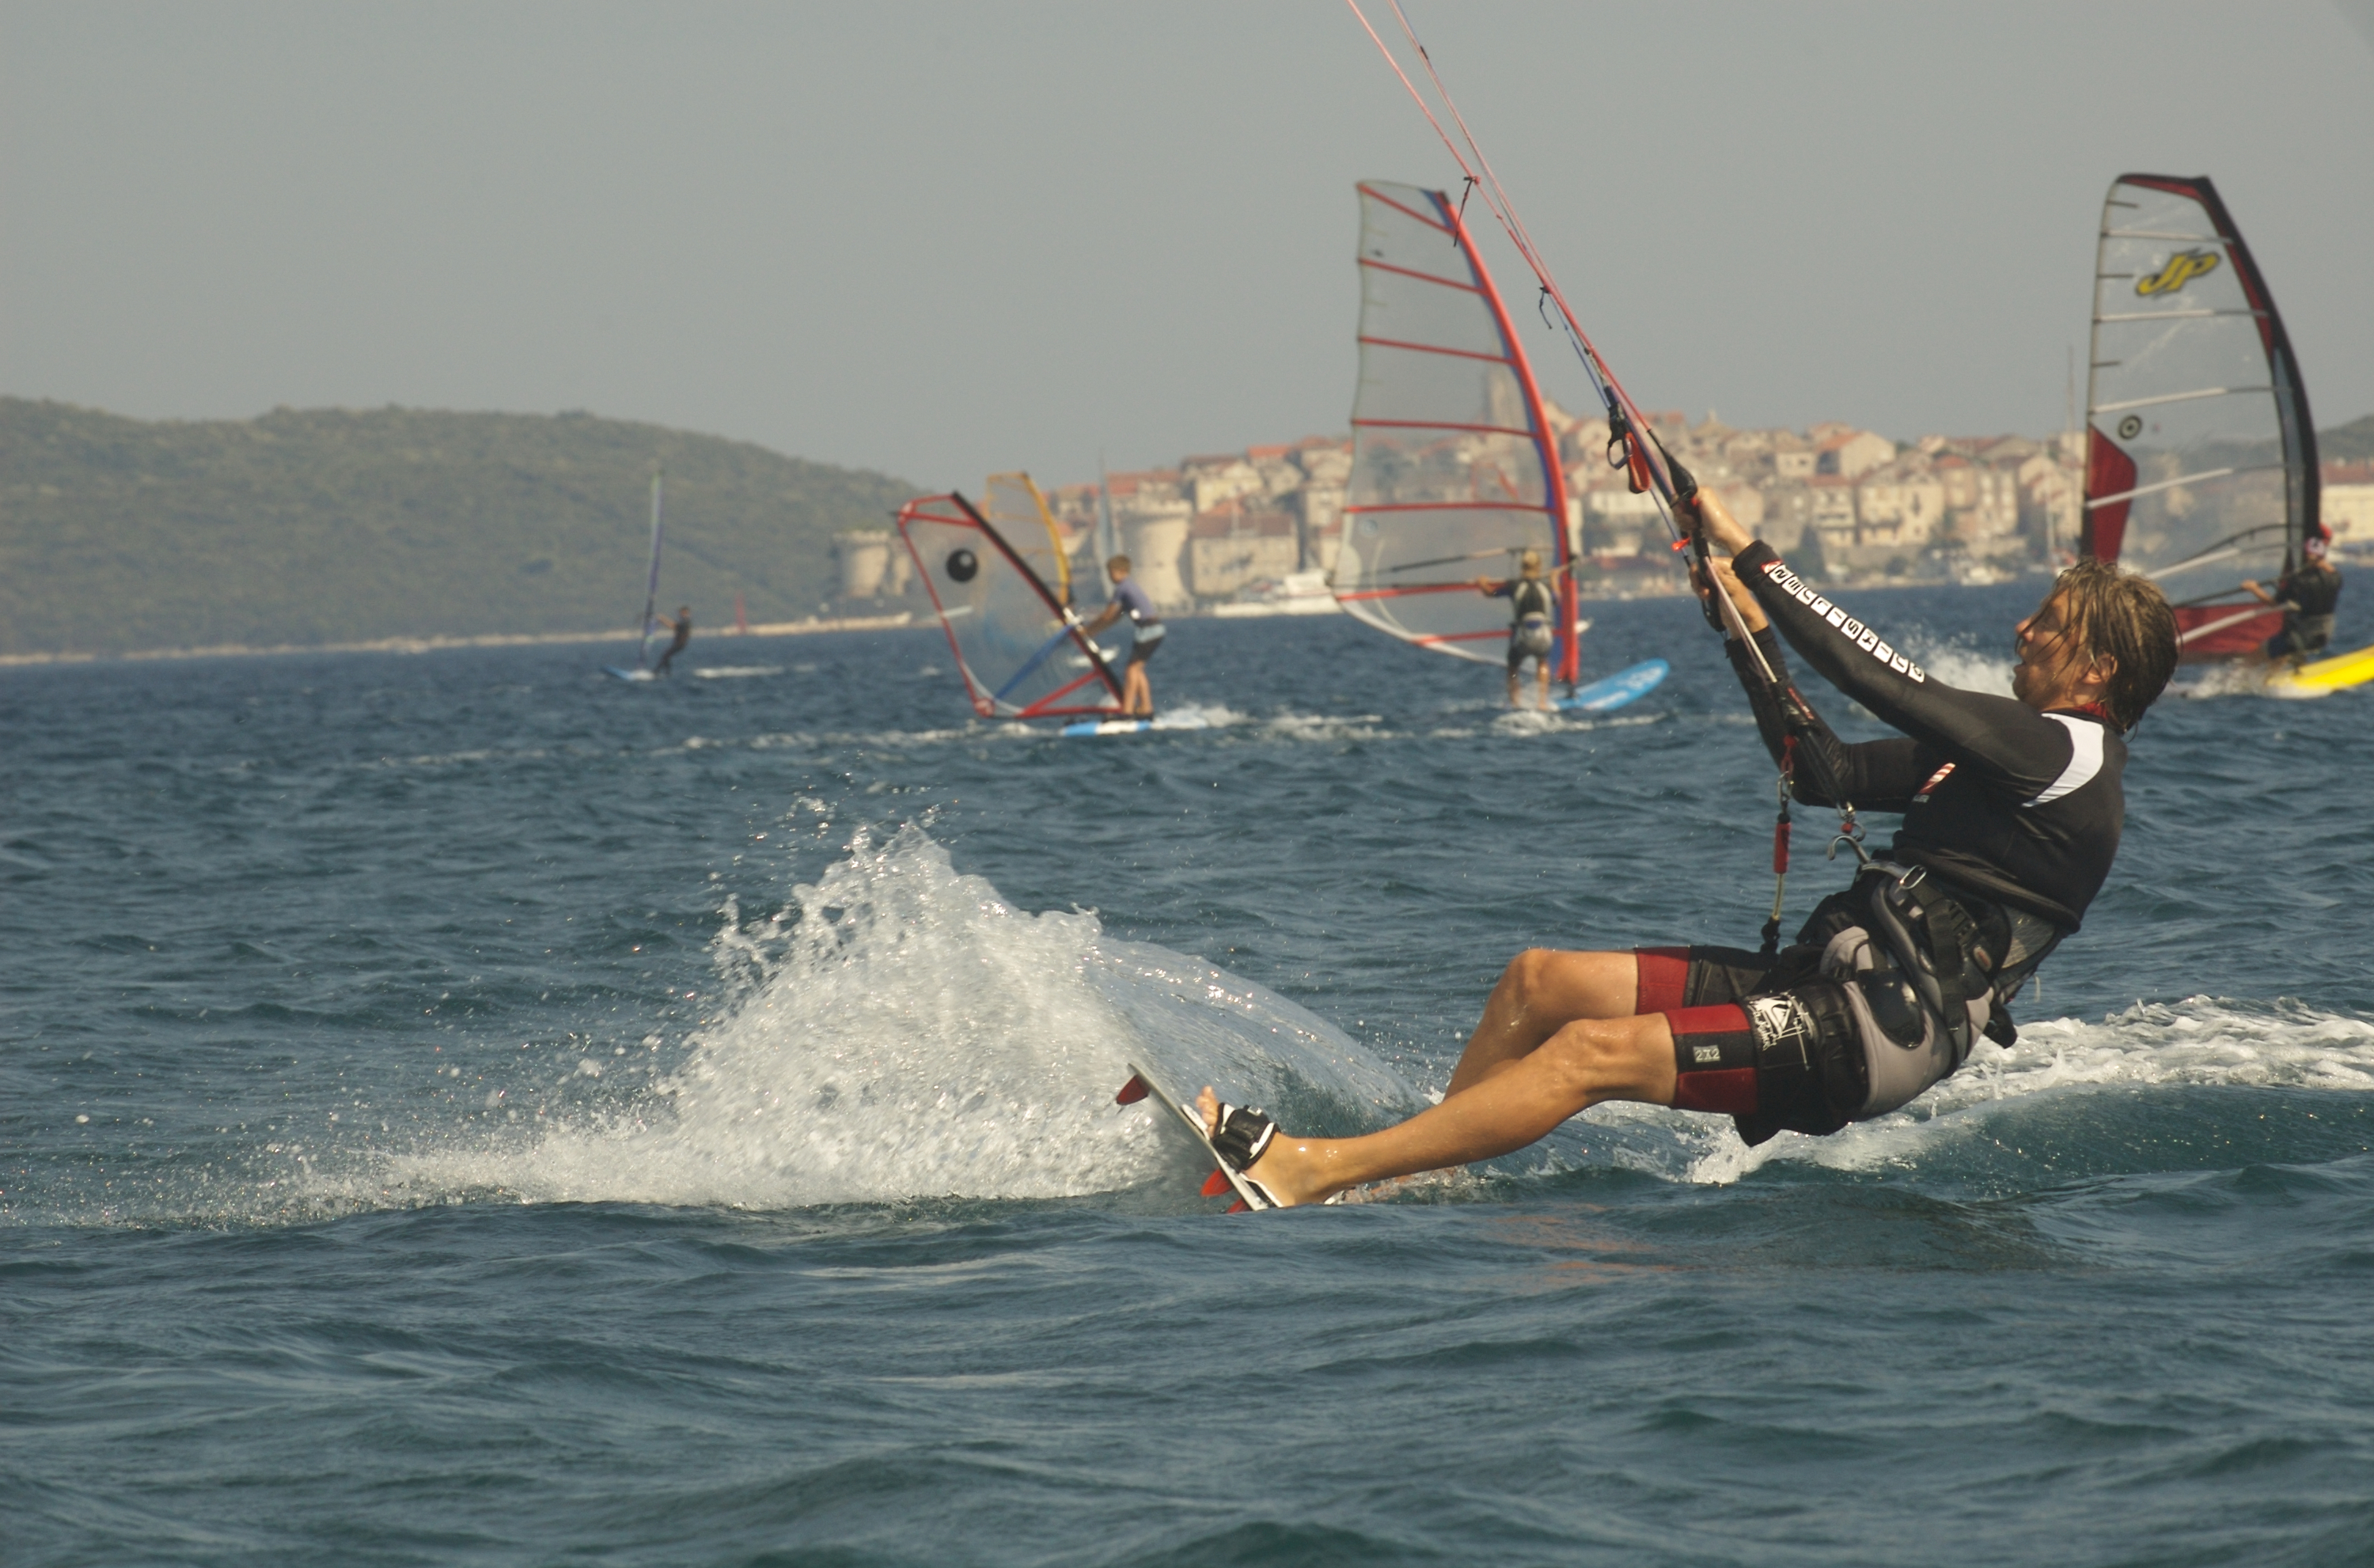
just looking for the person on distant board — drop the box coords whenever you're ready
[1474,548,1568,711]
[654,606,692,676]
[1080,556,1162,718]
[1189,487,2179,1209]
[2243,528,2341,667]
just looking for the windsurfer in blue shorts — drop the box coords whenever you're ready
[1080,555,1163,718]
[1191,488,2179,1207]
[1475,549,1565,710]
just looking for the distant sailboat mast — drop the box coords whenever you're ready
[637,468,666,670]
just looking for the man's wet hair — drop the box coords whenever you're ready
[2054,558,2178,730]
[1519,549,1542,574]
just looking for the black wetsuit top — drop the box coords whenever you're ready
[1492,578,1557,626]
[2277,562,2342,626]
[1725,541,2126,934]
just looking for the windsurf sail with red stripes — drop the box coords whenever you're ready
[2082,174,2319,659]
[1329,181,1577,675]
[896,491,1124,720]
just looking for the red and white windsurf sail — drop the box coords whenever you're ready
[896,492,1124,719]
[1329,181,1577,676]
[2083,174,2319,659]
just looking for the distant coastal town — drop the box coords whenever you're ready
[837,403,2374,614]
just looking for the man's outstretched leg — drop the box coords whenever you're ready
[1196,1009,1678,1207]
[1445,948,1641,1095]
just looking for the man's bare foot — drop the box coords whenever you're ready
[1193,1085,1324,1207]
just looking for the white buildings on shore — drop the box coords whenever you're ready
[1026,411,2095,608]
[2324,463,2374,546]
[871,412,2369,613]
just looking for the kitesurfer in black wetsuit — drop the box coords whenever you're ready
[1186,488,2179,1208]
[1476,549,1565,710]
[2244,530,2341,666]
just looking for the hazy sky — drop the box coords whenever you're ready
[6,2,2370,490]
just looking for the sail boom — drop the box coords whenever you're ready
[1344,501,1555,516]
[2084,463,2284,509]
[2091,386,2272,415]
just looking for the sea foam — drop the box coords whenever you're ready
[368,826,1416,1211]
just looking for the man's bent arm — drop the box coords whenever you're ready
[1735,540,2080,798]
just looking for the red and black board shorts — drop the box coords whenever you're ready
[1635,945,1868,1146]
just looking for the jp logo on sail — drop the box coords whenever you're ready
[2135,248,2221,297]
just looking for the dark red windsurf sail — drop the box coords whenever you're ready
[2082,174,2319,660]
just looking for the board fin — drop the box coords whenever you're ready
[1200,1169,1233,1198]
[1115,1074,1150,1105]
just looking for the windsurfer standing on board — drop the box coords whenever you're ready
[1079,555,1162,719]
[1474,548,1566,711]
[2243,528,2341,667]
[1189,487,2179,1208]
[654,605,692,676]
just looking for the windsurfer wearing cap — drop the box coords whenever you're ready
[2243,530,2341,667]
[1475,549,1566,710]
[1081,555,1162,719]
[1188,488,2179,1209]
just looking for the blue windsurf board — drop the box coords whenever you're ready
[1553,658,1668,714]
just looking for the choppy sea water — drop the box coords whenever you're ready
[5,583,2372,1567]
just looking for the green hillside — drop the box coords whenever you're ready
[2322,414,2374,463]
[0,399,923,657]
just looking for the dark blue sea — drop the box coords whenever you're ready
[6,584,2372,1567]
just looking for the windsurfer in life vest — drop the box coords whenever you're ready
[2243,528,2341,667]
[1475,549,1567,710]
[654,606,692,676]
[1189,487,2179,1210]
[1080,555,1163,718]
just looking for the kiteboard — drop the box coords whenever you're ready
[1060,712,1212,739]
[1552,658,1669,714]
[2265,639,2374,696]
[1115,1060,1272,1213]
[602,666,658,684]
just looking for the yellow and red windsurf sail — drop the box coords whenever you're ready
[897,491,1123,720]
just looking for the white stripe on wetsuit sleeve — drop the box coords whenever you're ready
[2023,714,2104,807]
